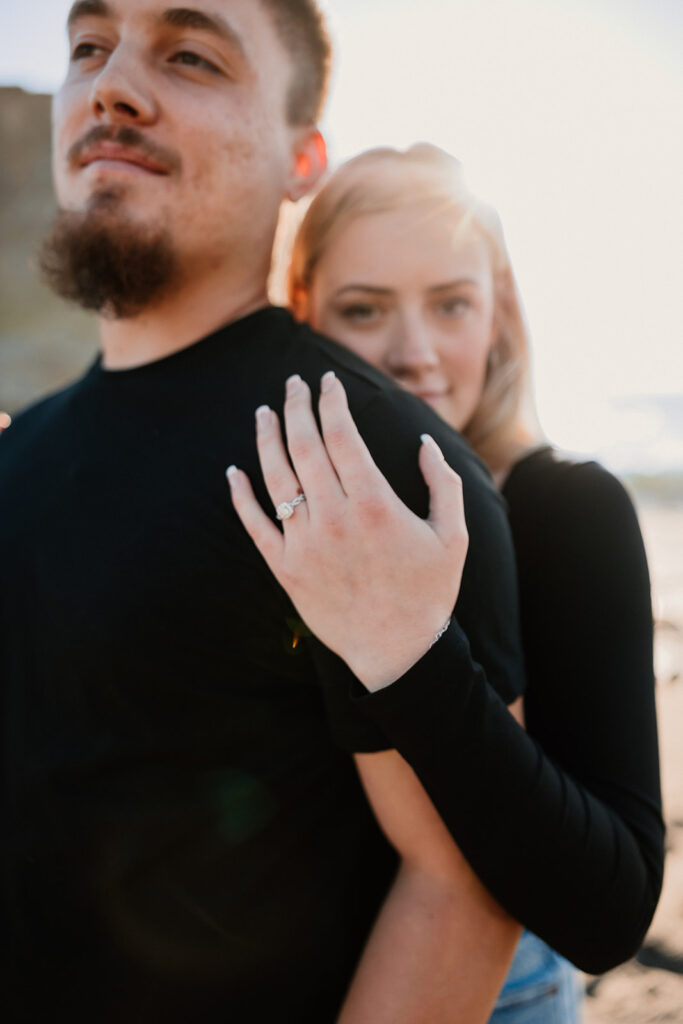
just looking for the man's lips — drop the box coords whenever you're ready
[79,144,170,175]
[67,126,182,177]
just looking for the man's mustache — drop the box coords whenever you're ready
[67,125,182,174]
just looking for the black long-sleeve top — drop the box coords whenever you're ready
[0,302,662,1018]
[353,446,664,974]
[0,308,525,1022]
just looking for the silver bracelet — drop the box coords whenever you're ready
[429,617,452,649]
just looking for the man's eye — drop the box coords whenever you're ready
[170,51,220,74]
[71,42,106,62]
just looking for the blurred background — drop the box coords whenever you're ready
[1,1,681,1019]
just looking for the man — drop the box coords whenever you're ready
[0,2,525,1020]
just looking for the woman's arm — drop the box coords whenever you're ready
[228,376,664,974]
[337,749,522,1024]
[346,458,664,974]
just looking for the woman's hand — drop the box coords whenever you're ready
[227,371,468,691]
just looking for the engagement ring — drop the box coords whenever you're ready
[276,493,307,521]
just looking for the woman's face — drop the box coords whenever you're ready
[306,205,498,432]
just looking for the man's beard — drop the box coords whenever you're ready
[39,192,179,320]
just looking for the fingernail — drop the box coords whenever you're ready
[321,371,336,393]
[256,405,271,427]
[226,465,238,482]
[421,433,445,460]
[286,374,302,397]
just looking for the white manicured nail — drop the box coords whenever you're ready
[321,371,336,393]
[256,405,271,427]
[421,434,445,460]
[286,374,302,397]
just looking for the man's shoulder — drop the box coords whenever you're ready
[294,319,400,391]
[250,308,403,396]
[293,315,498,506]
[0,370,93,459]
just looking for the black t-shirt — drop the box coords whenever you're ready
[354,447,664,975]
[0,307,524,1022]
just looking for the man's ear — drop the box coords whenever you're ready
[287,129,327,202]
[290,285,310,322]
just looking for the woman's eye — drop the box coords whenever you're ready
[170,51,220,74]
[338,304,381,323]
[438,296,470,316]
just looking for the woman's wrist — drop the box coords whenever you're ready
[349,616,453,692]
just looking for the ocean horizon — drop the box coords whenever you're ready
[547,393,683,481]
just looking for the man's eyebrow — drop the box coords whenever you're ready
[67,2,247,60]
[162,8,247,58]
[67,0,110,30]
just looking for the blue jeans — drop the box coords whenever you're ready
[488,931,583,1023]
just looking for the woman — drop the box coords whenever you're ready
[229,145,664,1021]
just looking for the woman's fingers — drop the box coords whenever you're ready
[250,377,465,555]
[419,435,469,553]
[318,373,393,498]
[226,466,284,575]
[255,403,308,522]
[283,374,346,504]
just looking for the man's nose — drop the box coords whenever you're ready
[386,312,440,376]
[90,47,158,125]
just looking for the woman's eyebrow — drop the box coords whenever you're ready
[334,285,393,297]
[428,279,479,294]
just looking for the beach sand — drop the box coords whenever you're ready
[584,499,683,1023]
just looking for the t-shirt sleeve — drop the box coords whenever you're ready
[313,382,526,752]
[349,457,664,974]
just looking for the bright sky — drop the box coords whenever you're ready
[1,0,682,459]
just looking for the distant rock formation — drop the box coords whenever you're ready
[0,86,97,415]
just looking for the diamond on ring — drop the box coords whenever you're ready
[276,493,306,521]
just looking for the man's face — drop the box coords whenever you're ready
[53,0,305,281]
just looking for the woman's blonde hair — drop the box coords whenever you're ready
[286,143,540,469]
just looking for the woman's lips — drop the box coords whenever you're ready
[407,388,451,403]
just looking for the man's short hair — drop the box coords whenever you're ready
[259,0,332,124]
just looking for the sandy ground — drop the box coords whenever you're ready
[584,499,683,1023]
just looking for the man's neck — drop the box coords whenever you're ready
[98,272,271,371]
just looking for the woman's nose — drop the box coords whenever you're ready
[385,312,440,376]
